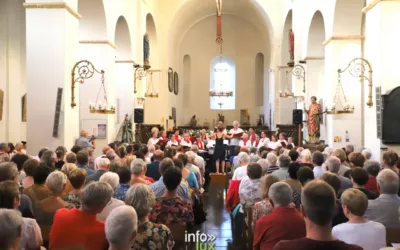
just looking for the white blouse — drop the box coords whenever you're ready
[258,138,271,148]
[147,138,159,146]
[166,140,179,147]
[239,140,252,148]
[268,141,279,150]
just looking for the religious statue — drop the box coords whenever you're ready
[190,115,197,127]
[288,29,295,66]
[143,33,150,69]
[122,114,133,144]
[304,96,322,143]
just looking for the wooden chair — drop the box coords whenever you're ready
[168,223,187,250]
[386,228,400,246]
[244,206,254,250]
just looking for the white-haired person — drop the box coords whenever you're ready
[97,172,125,222]
[126,184,174,250]
[147,130,160,147]
[364,169,400,228]
[86,157,110,183]
[239,133,252,148]
[299,149,314,169]
[361,148,372,160]
[0,181,43,249]
[229,121,244,147]
[0,209,24,250]
[34,171,72,245]
[332,188,386,250]
[266,152,279,174]
[131,158,152,185]
[106,205,138,250]
[50,182,113,249]
[232,152,250,181]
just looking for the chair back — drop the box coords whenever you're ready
[244,206,254,249]
[386,228,400,246]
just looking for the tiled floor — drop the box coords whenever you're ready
[191,182,243,250]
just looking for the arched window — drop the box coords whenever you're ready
[210,56,236,110]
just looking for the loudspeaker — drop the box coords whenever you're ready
[134,108,144,124]
[293,109,303,125]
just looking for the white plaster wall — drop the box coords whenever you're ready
[178,15,268,126]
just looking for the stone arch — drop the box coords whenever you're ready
[115,16,133,60]
[307,11,325,58]
[78,0,108,40]
[146,13,158,68]
[332,0,365,36]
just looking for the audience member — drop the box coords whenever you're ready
[65,152,77,164]
[76,150,95,176]
[24,164,50,202]
[361,148,372,160]
[97,172,125,222]
[239,163,263,208]
[325,156,352,193]
[273,180,362,250]
[86,157,110,183]
[299,149,313,169]
[332,148,350,176]
[49,182,113,250]
[364,169,400,228]
[254,182,306,250]
[125,184,174,249]
[333,188,386,250]
[363,160,380,193]
[11,153,29,183]
[293,166,315,208]
[382,150,399,173]
[311,151,325,178]
[266,152,279,174]
[130,158,152,185]
[252,174,280,230]
[348,152,365,168]
[232,152,250,180]
[21,159,39,189]
[146,149,163,181]
[0,209,24,249]
[62,168,87,208]
[114,166,131,201]
[349,167,378,199]
[105,205,138,250]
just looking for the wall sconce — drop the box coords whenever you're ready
[133,62,151,94]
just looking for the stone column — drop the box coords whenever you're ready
[364,0,400,158]
[324,38,363,148]
[25,1,80,154]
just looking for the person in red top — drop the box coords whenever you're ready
[254,182,306,250]
[363,160,380,194]
[195,136,205,150]
[273,180,362,250]
[49,181,114,250]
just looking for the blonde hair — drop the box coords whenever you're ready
[261,175,280,199]
[332,148,346,163]
[341,188,368,216]
[61,163,77,177]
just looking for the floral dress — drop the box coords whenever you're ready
[149,196,194,227]
[252,199,273,231]
[132,221,175,250]
[62,193,82,209]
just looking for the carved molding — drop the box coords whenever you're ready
[79,40,117,49]
[115,60,136,63]
[304,56,325,60]
[323,35,365,46]
[362,0,383,13]
[23,2,81,20]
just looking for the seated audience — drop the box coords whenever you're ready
[49,182,113,250]
[11,153,29,184]
[284,162,302,192]
[252,174,280,230]
[232,147,249,172]
[175,158,198,192]
[363,160,380,193]
[55,146,67,170]
[232,152,250,181]
[254,182,306,250]
[273,180,362,250]
[125,184,174,249]
[299,149,313,169]
[348,152,365,168]
[0,181,43,249]
[364,169,400,228]
[150,167,194,228]
[0,209,24,249]
[311,151,325,178]
[114,166,131,201]
[332,148,350,176]
[86,157,110,183]
[382,150,399,173]
[150,158,190,200]
[257,151,269,174]
[146,149,163,181]
[24,164,50,202]
[21,159,39,189]
[272,155,291,180]
[105,205,138,250]
[65,152,77,164]
[0,162,34,218]
[35,171,72,245]
[361,148,372,160]
[332,188,386,250]
[130,159,152,185]
[62,168,87,208]
[349,167,378,199]
[40,150,57,171]
[325,156,352,193]
[184,151,202,186]
[97,172,125,222]
[76,150,95,176]
[61,163,77,194]
[320,172,348,226]
[266,152,279,174]
[239,163,263,208]
[288,149,299,163]
[293,166,315,208]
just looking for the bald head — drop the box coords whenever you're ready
[377,169,399,194]
[80,130,88,137]
[153,150,164,161]
[102,146,111,154]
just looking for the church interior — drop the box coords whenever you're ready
[1,0,400,249]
